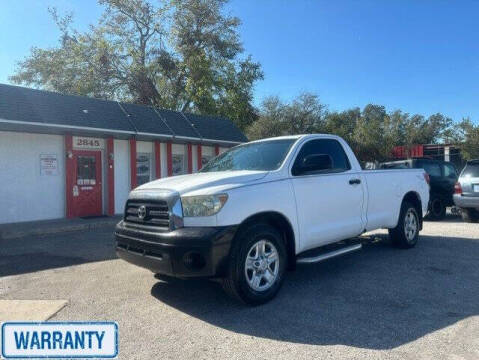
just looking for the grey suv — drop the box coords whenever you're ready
[454,159,479,222]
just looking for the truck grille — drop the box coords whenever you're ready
[124,199,170,229]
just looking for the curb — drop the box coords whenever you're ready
[0,300,69,322]
[0,217,121,240]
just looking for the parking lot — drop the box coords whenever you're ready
[1,216,478,360]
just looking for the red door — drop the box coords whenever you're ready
[71,150,102,217]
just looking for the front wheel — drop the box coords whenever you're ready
[389,201,420,249]
[222,223,287,305]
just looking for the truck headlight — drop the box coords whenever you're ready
[181,194,228,217]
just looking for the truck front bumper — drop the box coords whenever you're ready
[115,221,237,278]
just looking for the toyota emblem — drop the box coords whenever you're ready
[137,205,147,220]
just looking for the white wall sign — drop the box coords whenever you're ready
[40,154,58,176]
[73,136,104,150]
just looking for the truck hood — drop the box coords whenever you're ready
[133,170,268,195]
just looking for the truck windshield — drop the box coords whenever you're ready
[201,139,296,172]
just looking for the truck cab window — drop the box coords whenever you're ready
[292,139,351,176]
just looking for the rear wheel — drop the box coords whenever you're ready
[389,201,420,249]
[461,208,479,223]
[428,195,446,221]
[222,223,287,305]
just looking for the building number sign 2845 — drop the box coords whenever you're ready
[73,136,104,150]
[76,138,100,147]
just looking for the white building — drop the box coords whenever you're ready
[0,84,246,224]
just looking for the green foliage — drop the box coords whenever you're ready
[351,104,389,161]
[246,93,325,140]
[322,108,360,144]
[247,95,459,162]
[452,118,479,160]
[9,0,262,130]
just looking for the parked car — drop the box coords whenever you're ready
[115,135,430,304]
[379,158,457,220]
[454,159,479,222]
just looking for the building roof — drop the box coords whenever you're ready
[0,83,247,145]
[182,112,248,143]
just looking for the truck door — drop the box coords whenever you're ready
[290,139,364,250]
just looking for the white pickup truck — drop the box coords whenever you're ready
[115,134,430,304]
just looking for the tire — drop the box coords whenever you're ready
[461,208,479,223]
[389,201,420,249]
[222,223,287,305]
[427,195,446,221]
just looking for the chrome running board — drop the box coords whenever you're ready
[296,243,362,264]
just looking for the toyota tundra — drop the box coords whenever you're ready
[115,134,430,304]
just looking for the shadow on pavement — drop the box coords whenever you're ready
[424,212,463,224]
[0,228,117,277]
[151,234,479,350]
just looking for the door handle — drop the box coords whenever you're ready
[349,178,361,185]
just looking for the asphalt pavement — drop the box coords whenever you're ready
[1,215,478,359]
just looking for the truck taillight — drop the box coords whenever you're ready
[423,173,430,185]
[454,182,462,194]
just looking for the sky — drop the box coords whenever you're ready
[1,0,478,123]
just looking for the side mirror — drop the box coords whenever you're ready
[297,154,333,175]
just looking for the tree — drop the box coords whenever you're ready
[351,104,391,162]
[384,110,408,147]
[249,95,459,163]
[323,108,360,145]
[324,106,408,162]
[246,96,287,140]
[305,104,455,162]
[453,118,479,160]
[246,93,325,140]
[9,0,263,130]
[283,93,325,135]
[403,113,452,146]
